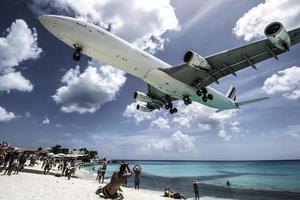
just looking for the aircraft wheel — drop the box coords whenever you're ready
[207,94,213,100]
[202,87,208,94]
[170,108,177,114]
[73,52,81,61]
[187,99,192,104]
[196,90,202,96]
[172,108,178,113]
[165,104,170,110]
[202,96,207,102]
[184,100,189,105]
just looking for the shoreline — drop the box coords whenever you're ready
[0,162,231,200]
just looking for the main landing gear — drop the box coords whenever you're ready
[73,45,82,61]
[165,96,178,114]
[196,87,213,102]
[183,95,192,105]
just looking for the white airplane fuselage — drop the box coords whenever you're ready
[39,15,237,110]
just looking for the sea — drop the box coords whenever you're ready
[81,160,300,200]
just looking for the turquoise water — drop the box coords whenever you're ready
[82,160,300,193]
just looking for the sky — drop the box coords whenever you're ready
[0,0,300,160]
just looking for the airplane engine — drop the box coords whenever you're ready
[134,91,154,103]
[136,104,153,112]
[183,50,211,71]
[264,22,291,51]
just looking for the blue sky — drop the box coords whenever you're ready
[0,0,300,160]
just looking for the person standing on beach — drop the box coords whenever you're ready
[44,158,51,175]
[122,162,130,187]
[62,160,67,175]
[193,181,200,200]
[133,163,142,190]
[14,153,27,174]
[99,157,109,183]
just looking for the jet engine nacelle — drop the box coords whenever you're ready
[264,22,291,51]
[136,104,153,112]
[183,50,211,71]
[134,91,154,103]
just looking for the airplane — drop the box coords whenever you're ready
[39,15,300,114]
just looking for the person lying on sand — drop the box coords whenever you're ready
[164,186,187,199]
[96,163,131,199]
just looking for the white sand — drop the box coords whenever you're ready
[0,163,233,200]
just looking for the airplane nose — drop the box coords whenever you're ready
[39,15,53,28]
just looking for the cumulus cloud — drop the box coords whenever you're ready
[148,130,195,153]
[0,19,42,71]
[124,101,240,141]
[123,102,157,123]
[233,0,300,41]
[172,102,240,141]
[0,72,33,93]
[150,116,170,129]
[262,66,300,99]
[0,19,41,93]
[53,60,126,113]
[29,0,179,53]
[0,107,15,122]
[42,117,50,124]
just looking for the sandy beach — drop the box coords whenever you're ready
[0,162,231,200]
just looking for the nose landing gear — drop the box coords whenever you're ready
[73,45,82,61]
[196,87,213,102]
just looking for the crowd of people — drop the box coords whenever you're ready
[0,148,28,175]
[0,142,78,180]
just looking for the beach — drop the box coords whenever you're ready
[0,162,228,200]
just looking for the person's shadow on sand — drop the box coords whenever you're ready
[98,193,124,200]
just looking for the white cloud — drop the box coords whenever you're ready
[230,121,241,134]
[53,60,126,113]
[262,66,300,99]
[150,116,170,129]
[0,107,15,122]
[123,102,157,123]
[0,19,42,72]
[218,129,232,142]
[147,130,195,153]
[29,0,179,53]
[0,19,41,93]
[42,117,50,124]
[233,0,300,41]
[0,72,33,93]
[172,102,240,141]
[25,112,31,118]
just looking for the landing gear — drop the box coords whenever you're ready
[164,96,178,114]
[183,95,192,105]
[170,107,177,114]
[73,46,82,61]
[196,87,213,102]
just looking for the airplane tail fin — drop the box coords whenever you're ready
[236,97,270,107]
[226,86,236,101]
[216,87,270,113]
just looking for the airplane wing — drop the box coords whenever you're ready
[162,27,300,88]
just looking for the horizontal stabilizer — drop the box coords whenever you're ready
[236,97,269,107]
